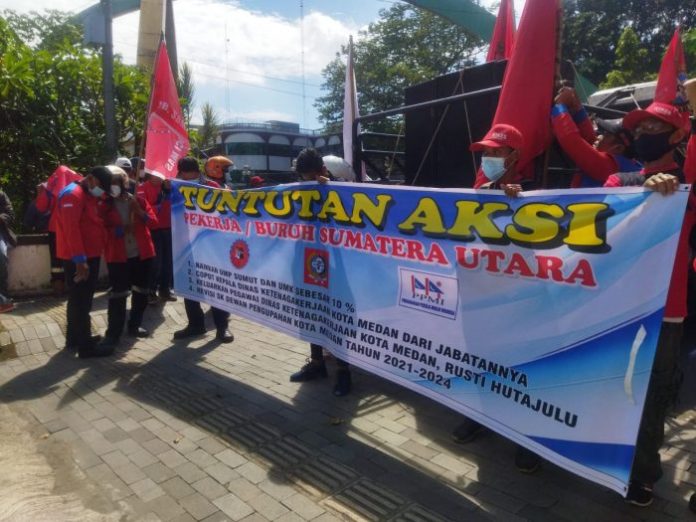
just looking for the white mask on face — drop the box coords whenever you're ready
[110,185,122,198]
[481,156,507,182]
[89,186,105,198]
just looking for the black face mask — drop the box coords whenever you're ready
[633,131,676,162]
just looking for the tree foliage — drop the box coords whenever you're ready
[601,28,651,88]
[562,0,696,86]
[196,102,219,152]
[177,61,195,129]
[0,10,149,229]
[314,4,482,131]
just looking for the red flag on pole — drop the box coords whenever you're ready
[475,0,559,187]
[144,39,189,179]
[655,29,687,106]
[486,0,515,62]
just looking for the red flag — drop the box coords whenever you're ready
[486,0,515,62]
[655,29,687,105]
[475,0,559,187]
[144,40,189,179]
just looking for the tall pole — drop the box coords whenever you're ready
[300,0,307,129]
[102,0,117,159]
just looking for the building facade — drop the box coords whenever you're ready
[217,120,342,173]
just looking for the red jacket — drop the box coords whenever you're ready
[137,181,172,230]
[552,105,624,188]
[604,164,693,319]
[36,166,83,232]
[55,182,106,262]
[102,195,158,262]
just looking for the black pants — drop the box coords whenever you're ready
[310,343,349,370]
[631,321,683,485]
[184,298,229,331]
[150,228,173,294]
[48,231,64,283]
[64,257,100,349]
[105,257,152,340]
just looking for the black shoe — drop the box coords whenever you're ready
[216,327,234,343]
[159,291,177,302]
[79,342,115,358]
[173,325,206,340]
[689,492,696,513]
[127,327,150,338]
[625,482,653,507]
[148,293,159,306]
[290,360,328,382]
[451,418,483,444]
[333,369,352,397]
[515,446,541,474]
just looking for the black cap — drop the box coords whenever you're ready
[89,166,113,192]
[177,157,200,173]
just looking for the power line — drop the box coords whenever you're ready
[113,39,322,88]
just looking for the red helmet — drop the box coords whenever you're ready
[205,156,234,179]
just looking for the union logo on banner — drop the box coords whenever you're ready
[398,267,458,319]
[304,248,329,288]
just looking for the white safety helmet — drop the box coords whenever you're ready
[322,155,356,181]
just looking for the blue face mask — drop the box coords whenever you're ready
[89,186,105,198]
[481,156,507,182]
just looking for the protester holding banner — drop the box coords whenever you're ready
[173,157,234,343]
[204,156,234,186]
[55,167,112,358]
[603,100,693,506]
[138,174,176,304]
[288,148,353,396]
[450,123,542,474]
[551,86,642,187]
[98,167,158,349]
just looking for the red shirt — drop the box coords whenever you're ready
[604,163,693,319]
[55,182,106,262]
[102,195,158,262]
[36,166,83,232]
[137,181,172,230]
[552,105,620,188]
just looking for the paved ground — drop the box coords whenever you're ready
[0,294,695,521]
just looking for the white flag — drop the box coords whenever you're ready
[342,36,367,181]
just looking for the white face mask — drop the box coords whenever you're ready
[481,156,507,182]
[110,185,122,198]
[89,186,105,198]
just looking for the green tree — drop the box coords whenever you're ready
[601,28,651,88]
[196,102,219,151]
[177,61,195,129]
[314,4,482,131]
[0,10,149,229]
[562,0,696,86]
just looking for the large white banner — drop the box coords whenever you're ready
[171,180,688,495]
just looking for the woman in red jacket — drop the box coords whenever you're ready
[99,167,158,348]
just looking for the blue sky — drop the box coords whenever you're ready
[0,0,515,129]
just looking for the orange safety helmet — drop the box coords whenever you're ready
[205,156,234,180]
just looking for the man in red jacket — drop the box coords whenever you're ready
[173,157,234,343]
[36,166,83,294]
[602,101,692,507]
[551,87,642,188]
[138,173,176,304]
[55,166,113,358]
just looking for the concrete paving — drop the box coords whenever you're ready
[0,294,695,521]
